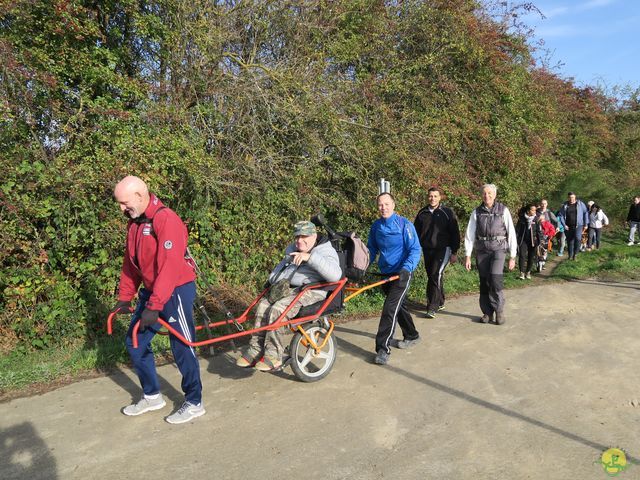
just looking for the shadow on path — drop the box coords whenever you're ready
[203,338,300,383]
[0,422,57,480]
[336,334,640,465]
[334,326,376,340]
[436,310,479,321]
[563,278,640,290]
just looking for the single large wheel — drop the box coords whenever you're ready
[289,322,337,382]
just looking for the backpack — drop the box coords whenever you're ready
[334,231,370,282]
[310,213,370,282]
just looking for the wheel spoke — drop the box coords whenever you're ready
[316,350,331,360]
[299,349,314,369]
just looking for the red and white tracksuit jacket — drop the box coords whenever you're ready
[117,194,196,311]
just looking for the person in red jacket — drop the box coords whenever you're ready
[111,175,204,424]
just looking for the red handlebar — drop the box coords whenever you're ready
[106,307,134,335]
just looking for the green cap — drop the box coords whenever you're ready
[293,220,317,236]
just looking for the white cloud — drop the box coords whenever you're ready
[536,24,584,37]
[542,6,570,18]
[581,0,616,9]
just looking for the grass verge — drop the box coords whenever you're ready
[2,232,638,400]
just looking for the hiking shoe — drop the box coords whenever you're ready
[236,352,259,368]
[525,272,532,279]
[374,350,389,365]
[425,310,436,318]
[495,312,506,325]
[480,313,492,324]
[518,272,525,280]
[437,305,445,311]
[165,401,206,424]
[254,356,283,372]
[393,336,421,349]
[389,338,419,349]
[122,395,166,416]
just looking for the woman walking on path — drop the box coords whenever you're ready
[515,204,542,279]
[587,203,608,250]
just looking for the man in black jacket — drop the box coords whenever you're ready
[627,196,640,246]
[414,187,461,318]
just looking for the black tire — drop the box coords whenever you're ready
[289,323,337,382]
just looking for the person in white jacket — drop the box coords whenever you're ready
[587,204,609,250]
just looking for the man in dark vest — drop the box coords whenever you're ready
[464,184,517,325]
[414,187,461,318]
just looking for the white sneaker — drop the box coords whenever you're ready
[123,395,166,416]
[165,401,206,424]
[628,241,635,246]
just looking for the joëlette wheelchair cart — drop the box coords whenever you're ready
[107,214,398,382]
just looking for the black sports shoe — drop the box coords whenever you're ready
[425,310,436,318]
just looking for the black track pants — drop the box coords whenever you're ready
[375,272,419,354]
[424,247,451,311]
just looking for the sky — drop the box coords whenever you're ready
[520,0,640,90]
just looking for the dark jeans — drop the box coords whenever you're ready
[423,247,452,311]
[587,227,602,249]
[555,231,565,254]
[518,241,536,273]
[565,226,582,258]
[476,249,507,315]
[376,272,419,354]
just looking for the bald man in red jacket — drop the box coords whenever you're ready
[111,176,204,424]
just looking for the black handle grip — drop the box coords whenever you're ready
[311,213,337,236]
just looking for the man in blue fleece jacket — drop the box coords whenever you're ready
[367,192,422,365]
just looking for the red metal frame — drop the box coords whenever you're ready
[107,278,349,348]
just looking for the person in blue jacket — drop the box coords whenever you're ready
[367,192,422,365]
[557,192,589,260]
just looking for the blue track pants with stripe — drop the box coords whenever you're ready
[126,281,202,405]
